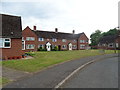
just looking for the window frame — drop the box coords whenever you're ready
[26,37,35,41]
[52,38,57,42]
[22,40,25,50]
[26,44,35,49]
[62,45,66,49]
[80,44,85,49]
[0,38,11,48]
[62,39,66,42]
[80,40,85,43]
[38,38,44,41]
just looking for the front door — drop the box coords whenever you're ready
[68,43,72,50]
[46,42,51,51]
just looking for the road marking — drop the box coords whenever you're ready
[54,55,116,89]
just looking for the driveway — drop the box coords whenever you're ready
[3,54,118,88]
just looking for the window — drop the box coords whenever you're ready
[0,38,3,48]
[26,44,35,49]
[38,38,44,41]
[52,45,55,49]
[86,40,88,43]
[0,38,11,48]
[26,37,35,41]
[22,40,25,50]
[72,45,77,49]
[52,38,57,42]
[80,44,85,49]
[62,39,66,42]
[22,37,24,40]
[73,40,77,43]
[116,43,119,48]
[80,40,85,43]
[62,45,66,49]
[38,44,44,48]
[108,43,114,47]
[4,39,11,48]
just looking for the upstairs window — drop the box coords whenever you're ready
[52,38,57,42]
[73,40,77,43]
[26,37,35,41]
[80,40,85,43]
[62,39,66,42]
[38,38,44,41]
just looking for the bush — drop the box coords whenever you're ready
[25,52,35,57]
[37,47,47,51]
[52,46,58,51]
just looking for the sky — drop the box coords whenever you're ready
[1,0,120,39]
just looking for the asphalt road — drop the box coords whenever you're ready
[3,54,118,88]
[62,57,118,88]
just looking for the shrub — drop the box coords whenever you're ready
[37,47,47,51]
[25,52,35,57]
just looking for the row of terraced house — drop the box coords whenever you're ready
[0,14,89,60]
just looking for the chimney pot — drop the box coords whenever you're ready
[33,26,36,30]
[55,28,58,33]
[72,30,75,34]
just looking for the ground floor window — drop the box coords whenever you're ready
[116,43,119,48]
[26,44,35,49]
[72,45,77,49]
[38,44,44,49]
[0,38,11,48]
[22,40,25,50]
[80,44,85,49]
[62,45,66,49]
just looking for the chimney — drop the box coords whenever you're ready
[33,26,36,30]
[72,30,75,34]
[55,28,58,33]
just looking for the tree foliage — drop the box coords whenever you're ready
[90,28,118,46]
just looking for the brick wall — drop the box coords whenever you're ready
[22,27,38,52]
[78,33,89,50]
[22,27,89,51]
[1,38,24,59]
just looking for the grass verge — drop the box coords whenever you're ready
[1,50,118,72]
[0,77,10,85]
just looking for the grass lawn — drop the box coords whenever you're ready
[1,50,118,72]
[0,77,10,85]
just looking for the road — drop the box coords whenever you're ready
[3,54,118,88]
[62,57,118,88]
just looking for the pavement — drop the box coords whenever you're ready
[2,53,118,88]
[2,67,31,81]
[62,57,118,88]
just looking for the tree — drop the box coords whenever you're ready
[90,30,102,46]
[102,28,118,36]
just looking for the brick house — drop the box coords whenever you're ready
[98,31,120,50]
[22,26,89,52]
[0,14,24,60]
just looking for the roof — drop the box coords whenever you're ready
[99,35,118,44]
[0,14,22,38]
[32,30,83,40]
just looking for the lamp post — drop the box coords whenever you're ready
[115,26,120,53]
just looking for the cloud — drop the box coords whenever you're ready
[1,0,119,38]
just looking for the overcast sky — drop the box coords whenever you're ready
[1,0,120,38]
